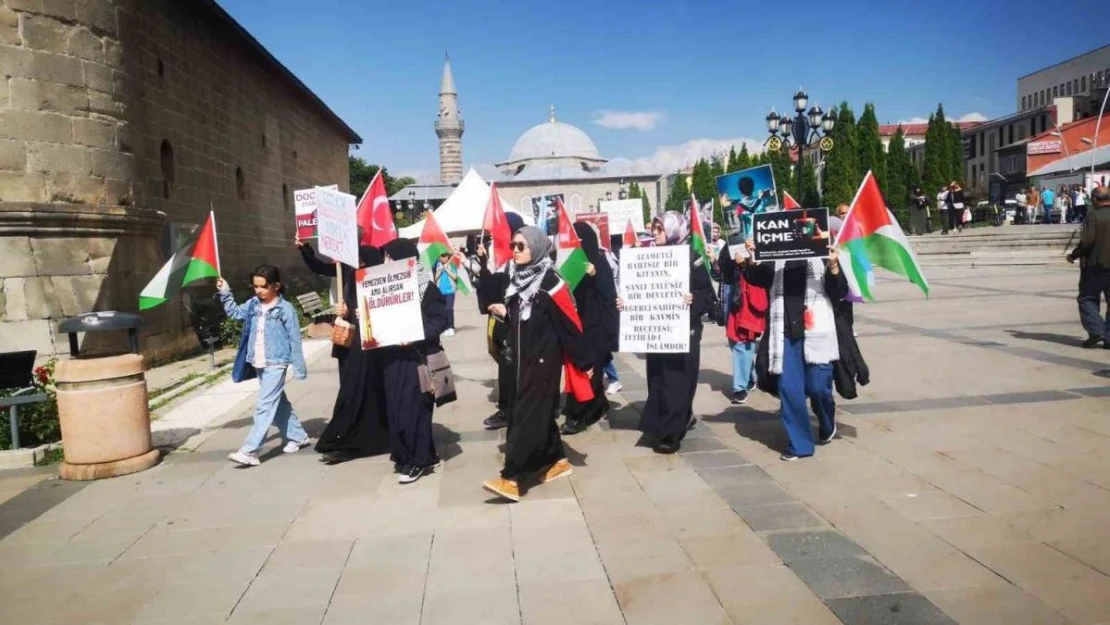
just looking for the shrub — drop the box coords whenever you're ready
[0,360,60,451]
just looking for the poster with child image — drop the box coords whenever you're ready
[716,164,779,245]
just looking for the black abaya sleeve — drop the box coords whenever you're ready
[824,262,849,302]
[420,284,450,343]
[688,255,716,321]
[745,262,774,289]
[299,244,337,277]
[539,273,593,372]
[477,272,508,314]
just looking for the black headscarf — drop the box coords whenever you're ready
[506,212,525,235]
[382,238,418,260]
[359,246,383,268]
[572,222,616,301]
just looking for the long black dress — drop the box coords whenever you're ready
[314,248,390,460]
[638,248,716,448]
[477,257,513,415]
[563,224,619,431]
[383,281,449,469]
[298,243,353,375]
[502,270,592,482]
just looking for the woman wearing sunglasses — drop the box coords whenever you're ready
[482,226,592,502]
[622,212,716,454]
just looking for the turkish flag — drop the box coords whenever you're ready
[356,171,396,247]
[482,182,512,270]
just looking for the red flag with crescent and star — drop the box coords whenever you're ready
[356,170,397,247]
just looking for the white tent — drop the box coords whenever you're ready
[398,168,534,238]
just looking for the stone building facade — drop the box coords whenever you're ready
[0,0,360,361]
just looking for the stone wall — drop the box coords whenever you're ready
[0,0,354,362]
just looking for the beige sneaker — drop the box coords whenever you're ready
[542,459,573,484]
[482,478,520,502]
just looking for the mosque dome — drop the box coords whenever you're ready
[509,119,601,162]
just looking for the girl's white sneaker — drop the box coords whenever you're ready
[283,440,309,454]
[228,451,260,466]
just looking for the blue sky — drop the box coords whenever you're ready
[220,0,1108,181]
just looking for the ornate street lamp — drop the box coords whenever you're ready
[408,189,416,223]
[765,89,836,202]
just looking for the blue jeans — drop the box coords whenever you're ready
[779,336,835,457]
[729,339,756,393]
[604,360,619,384]
[240,367,308,454]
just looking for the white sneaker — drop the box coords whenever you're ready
[605,381,622,395]
[228,451,260,466]
[443,328,455,337]
[283,440,309,454]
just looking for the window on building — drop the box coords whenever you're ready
[1073,79,1079,93]
[979,133,984,155]
[1022,95,1027,110]
[1007,124,1013,145]
[1067,82,1073,96]
[998,129,1003,147]
[160,140,175,200]
[1053,86,1059,98]
[282,184,290,212]
[1081,76,1086,92]
[235,167,246,200]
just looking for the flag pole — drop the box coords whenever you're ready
[209,205,222,275]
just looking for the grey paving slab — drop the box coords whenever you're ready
[767,530,871,563]
[716,482,798,509]
[0,478,87,541]
[787,556,913,600]
[734,502,829,533]
[844,396,990,416]
[826,592,959,625]
[674,437,729,453]
[1069,385,1110,397]
[679,450,749,469]
[981,390,1079,405]
[695,465,774,489]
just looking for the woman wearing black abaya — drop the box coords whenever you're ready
[561,222,619,435]
[628,212,716,454]
[475,212,526,431]
[314,246,391,464]
[482,227,592,502]
[381,239,449,484]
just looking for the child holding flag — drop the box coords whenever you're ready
[218,266,310,467]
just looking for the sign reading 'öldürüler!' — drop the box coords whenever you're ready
[752,208,831,262]
[618,245,689,353]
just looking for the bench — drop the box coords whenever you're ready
[0,350,49,450]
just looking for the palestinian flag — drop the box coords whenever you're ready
[688,194,712,277]
[547,278,594,403]
[622,220,638,248]
[782,189,801,209]
[554,198,589,291]
[139,212,221,310]
[836,171,929,300]
[417,211,471,295]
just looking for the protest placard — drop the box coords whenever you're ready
[752,207,831,262]
[293,184,338,239]
[600,199,646,235]
[355,258,425,349]
[315,186,359,268]
[618,246,689,353]
[717,164,779,245]
[574,212,611,250]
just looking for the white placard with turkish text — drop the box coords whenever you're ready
[618,245,689,353]
[315,186,359,268]
[293,184,338,239]
[355,259,425,350]
[601,199,646,235]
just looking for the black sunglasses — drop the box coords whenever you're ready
[510,242,527,252]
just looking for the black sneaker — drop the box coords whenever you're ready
[747,378,757,392]
[780,451,799,462]
[818,423,837,445]
[483,411,509,430]
[1082,335,1102,349]
[731,390,748,405]
[560,419,585,435]
[687,417,698,431]
[398,464,426,484]
[653,440,680,454]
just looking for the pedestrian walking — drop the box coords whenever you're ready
[937,186,950,234]
[1042,186,1056,224]
[746,241,848,461]
[626,212,716,454]
[724,244,768,405]
[381,239,450,484]
[910,188,929,235]
[482,227,592,502]
[434,251,458,337]
[1067,186,1110,349]
[476,213,526,430]
[1074,187,1089,224]
[219,266,310,467]
[946,182,966,234]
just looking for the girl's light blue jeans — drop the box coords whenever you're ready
[730,339,757,393]
[240,367,308,454]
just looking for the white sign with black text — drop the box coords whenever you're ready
[618,245,689,353]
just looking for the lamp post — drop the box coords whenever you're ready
[765,89,836,202]
[618,179,628,200]
[408,189,416,223]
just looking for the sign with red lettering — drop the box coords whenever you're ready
[315,186,359,268]
[294,184,338,239]
[1027,140,1062,155]
[574,212,611,250]
[355,258,424,349]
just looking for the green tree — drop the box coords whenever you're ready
[733,144,752,172]
[690,159,720,223]
[820,102,860,208]
[727,147,738,173]
[923,106,949,196]
[628,181,653,227]
[947,122,965,186]
[765,149,793,207]
[856,103,887,198]
[664,172,690,211]
[349,156,416,199]
[885,125,911,220]
[801,160,821,208]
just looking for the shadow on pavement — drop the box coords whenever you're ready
[1006,329,1086,348]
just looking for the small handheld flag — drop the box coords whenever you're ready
[139,211,221,310]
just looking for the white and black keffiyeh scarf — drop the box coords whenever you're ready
[768,258,839,374]
[506,256,554,322]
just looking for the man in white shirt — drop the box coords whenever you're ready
[1074,188,1088,223]
[1015,190,1028,224]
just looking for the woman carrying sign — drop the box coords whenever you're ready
[482,226,592,502]
[744,240,847,461]
[624,212,716,455]
[380,239,449,484]
[561,222,620,435]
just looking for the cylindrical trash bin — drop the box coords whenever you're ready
[55,313,160,480]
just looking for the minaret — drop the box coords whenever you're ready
[435,54,464,184]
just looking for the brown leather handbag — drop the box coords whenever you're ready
[331,318,353,348]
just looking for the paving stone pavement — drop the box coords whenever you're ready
[0,263,1108,624]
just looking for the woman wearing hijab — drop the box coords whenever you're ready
[482,226,592,502]
[313,244,391,464]
[745,240,847,461]
[620,212,716,454]
[561,222,619,435]
[380,238,449,484]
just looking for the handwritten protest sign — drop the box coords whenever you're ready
[355,258,424,349]
[752,208,831,262]
[601,199,646,235]
[315,186,359,268]
[293,184,338,239]
[618,246,689,353]
[575,212,611,250]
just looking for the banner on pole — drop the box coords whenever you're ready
[355,258,425,349]
[315,186,359,268]
[618,246,690,353]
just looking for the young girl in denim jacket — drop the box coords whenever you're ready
[218,264,310,467]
